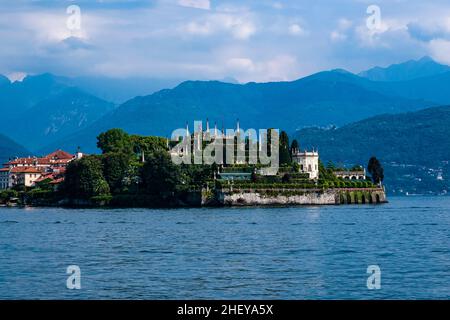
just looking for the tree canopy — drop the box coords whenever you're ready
[97,128,133,154]
[63,155,110,199]
[279,130,291,165]
[368,157,384,184]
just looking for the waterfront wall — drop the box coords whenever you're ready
[214,188,387,206]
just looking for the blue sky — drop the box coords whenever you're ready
[1,0,450,82]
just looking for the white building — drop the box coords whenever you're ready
[333,169,366,180]
[292,150,319,180]
[0,167,43,189]
[0,168,10,189]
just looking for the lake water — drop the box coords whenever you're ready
[0,196,449,300]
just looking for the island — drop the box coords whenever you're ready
[0,121,387,208]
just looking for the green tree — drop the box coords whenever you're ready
[368,157,384,185]
[319,160,336,181]
[326,161,336,170]
[141,152,181,195]
[290,139,299,153]
[131,135,168,157]
[97,129,133,154]
[282,173,291,183]
[279,131,291,165]
[102,152,131,193]
[63,155,110,199]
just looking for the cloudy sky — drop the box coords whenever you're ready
[1,0,450,82]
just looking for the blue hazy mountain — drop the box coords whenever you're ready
[0,73,69,120]
[0,75,10,87]
[359,56,450,81]
[4,57,450,154]
[0,74,115,152]
[294,106,450,195]
[56,76,184,104]
[42,70,434,153]
[0,133,29,164]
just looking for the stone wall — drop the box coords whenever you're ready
[213,188,387,206]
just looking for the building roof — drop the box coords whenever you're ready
[4,150,74,167]
[10,167,43,174]
[45,150,74,160]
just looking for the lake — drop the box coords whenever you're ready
[0,196,449,299]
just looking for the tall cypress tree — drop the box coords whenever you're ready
[279,131,291,165]
[368,157,384,184]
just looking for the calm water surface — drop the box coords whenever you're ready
[0,196,449,299]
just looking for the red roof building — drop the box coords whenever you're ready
[1,149,82,190]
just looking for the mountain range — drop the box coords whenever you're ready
[43,56,450,154]
[359,56,450,82]
[0,134,29,165]
[0,56,450,194]
[0,74,115,153]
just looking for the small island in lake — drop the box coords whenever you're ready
[0,121,386,208]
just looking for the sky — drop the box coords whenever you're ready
[1,0,450,83]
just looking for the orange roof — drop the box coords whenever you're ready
[4,150,74,168]
[10,167,43,174]
[7,158,37,165]
[45,150,74,160]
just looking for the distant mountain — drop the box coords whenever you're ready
[56,76,183,104]
[0,73,68,120]
[359,56,450,82]
[376,72,450,105]
[0,73,115,152]
[0,75,10,87]
[0,134,29,164]
[294,106,450,195]
[1,87,114,152]
[43,70,433,153]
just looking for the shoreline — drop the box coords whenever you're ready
[2,187,388,209]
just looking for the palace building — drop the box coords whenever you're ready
[292,148,320,180]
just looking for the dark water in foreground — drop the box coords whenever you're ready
[0,196,449,300]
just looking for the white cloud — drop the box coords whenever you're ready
[330,31,347,42]
[232,21,256,40]
[329,18,352,42]
[227,58,255,72]
[178,0,210,10]
[225,55,300,83]
[182,14,256,40]
[289,24,305,36]
[428,39,450,64]
[338,18,353,31]
[7,72,27,82]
